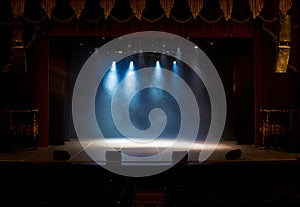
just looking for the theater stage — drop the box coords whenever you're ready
[0,138,300,164]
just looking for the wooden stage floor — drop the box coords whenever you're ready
[1,138,300,164]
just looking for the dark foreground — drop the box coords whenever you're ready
[0,160,300,207]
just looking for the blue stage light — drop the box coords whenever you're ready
[129,61,134,72]
[111,61,116,71]
[156,60,160,68]
[104,61,118,92]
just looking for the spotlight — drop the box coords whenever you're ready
[172,60,178,74]
[156,60,160,67]
[111,61,116,71]
[176,47,182,59]
[129,61,134,71]
[155,60,161,71]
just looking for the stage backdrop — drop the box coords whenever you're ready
[48,36,254,145]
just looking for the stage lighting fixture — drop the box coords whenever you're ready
[155,60,160,68]
[105,151,122,164]
[172,151,188,164]
[53,150,71,161]
[111,61,116,70]
[225,149,242,160]
[129,61,134,72]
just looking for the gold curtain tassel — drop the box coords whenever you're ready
[188,0,203,19]
[41,0,56,19]
[160,0,174,18]
[100,0,115,19]
[11,0,25,17]
[279,0,292,16]
[70,0,85,19]
[249,0,264,19]
[130,0,146,20]
[219,0,233,21]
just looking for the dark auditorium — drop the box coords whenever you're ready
[0,0,300,206]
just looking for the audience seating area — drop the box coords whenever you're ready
[0,161,299,206]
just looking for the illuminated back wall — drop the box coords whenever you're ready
[49,37,254,144]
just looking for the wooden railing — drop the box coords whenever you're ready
[259,109,299,149]
[2,109,39,149]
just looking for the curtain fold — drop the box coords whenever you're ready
[279,0,292,15]
[160,0,174,18]
[219,0,233,21]
[0,0,297,40]
[41,0,55,19]
[249,0,264,19]
[100,0,114,19]
[188,0,203,19]
[11,0,25,17]
[130,0,146,20]
[70,0,85,19]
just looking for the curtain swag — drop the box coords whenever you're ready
[8,0,293,23]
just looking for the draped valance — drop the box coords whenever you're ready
[0,0,297,25]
